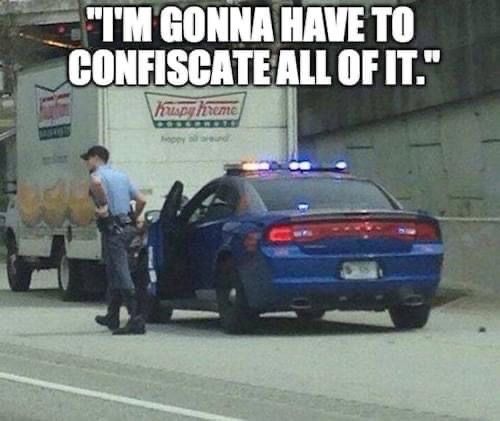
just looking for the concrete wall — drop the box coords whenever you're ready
[440,218,500,295]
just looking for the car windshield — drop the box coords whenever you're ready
[248,177,397,212]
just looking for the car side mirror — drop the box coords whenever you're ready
[145,210,161,225]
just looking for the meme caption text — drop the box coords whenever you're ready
[68,5,442,88]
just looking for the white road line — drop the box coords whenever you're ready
[0,372,244,421]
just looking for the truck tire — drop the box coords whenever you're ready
[216,258,257,334]
[58,254,83,302]
[6,235,32,292]
[389,304,431,330]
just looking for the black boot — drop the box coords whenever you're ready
[95,291,121,331]
[113,290,146,335]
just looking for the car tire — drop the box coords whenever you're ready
[6,235,32,292]
[216,259,257,334]
[389,304,431,330]
[134,252,173,324]
[58,253,83,302]
[295,310,326,321]
[145,295,174,324]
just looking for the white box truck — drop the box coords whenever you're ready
[5,59,298,299]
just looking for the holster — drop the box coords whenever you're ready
[97,215,116,234]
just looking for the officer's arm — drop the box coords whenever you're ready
[89,175,107,207]
[134,192,147,220]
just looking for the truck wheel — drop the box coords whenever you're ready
[389,304,431,330]
[295,310,326,321]
[6,236,32,292]
[216,259,256,334]
[58,254,83,302]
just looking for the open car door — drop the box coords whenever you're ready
[156,181,186,298]
[136,181,184,322]
[159,180,184,235]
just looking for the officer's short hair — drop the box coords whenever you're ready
[80,145,110,163]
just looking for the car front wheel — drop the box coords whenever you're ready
[389,304,431,330]
[134,252,173,324]
[216,259,257,334]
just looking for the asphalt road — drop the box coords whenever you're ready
[0,265,499,421]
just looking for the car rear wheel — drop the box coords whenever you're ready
[216,259,257,334]
[295,310,326,321]
[58,254,83,301]
[6,235,32,292]
[389,304,431,330]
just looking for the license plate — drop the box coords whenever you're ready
[340,261,379,280]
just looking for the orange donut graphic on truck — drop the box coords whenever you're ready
[18,183,43,227]
[42,180,68,227]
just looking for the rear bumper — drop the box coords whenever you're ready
[238,246,443,312]
[248,278,439,312]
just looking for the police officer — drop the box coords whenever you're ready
[80,146,147,335]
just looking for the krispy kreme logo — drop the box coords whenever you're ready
[36,82,72,140]
[145,92,246,129]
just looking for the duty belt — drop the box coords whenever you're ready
[113,214,133,226]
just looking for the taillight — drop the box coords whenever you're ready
[416,221,441,241]
[266,219,441,244]
[267,226,294,243]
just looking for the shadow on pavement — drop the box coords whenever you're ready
[155,314,396,337]
[16,330,111,338]
[0,289,101,308]
[433,288,470,308]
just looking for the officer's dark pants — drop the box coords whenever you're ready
[102,225,137,310]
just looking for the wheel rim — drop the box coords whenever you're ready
[6,240,17,281]
[7,250,17,280]
[59,255,70,291]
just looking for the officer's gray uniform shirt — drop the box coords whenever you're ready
[94,164,139,215]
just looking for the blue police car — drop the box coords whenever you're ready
[138,161,444,334]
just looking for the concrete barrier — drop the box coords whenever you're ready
[439,218,500,295]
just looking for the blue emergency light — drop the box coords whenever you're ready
[333,160,349,173]
[288,160,312,171]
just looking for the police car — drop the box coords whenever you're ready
[138,161,444,334]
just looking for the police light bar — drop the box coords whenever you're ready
[225,160,349,175]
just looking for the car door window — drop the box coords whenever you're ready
[187,192,217,224]
[202,183,240,222]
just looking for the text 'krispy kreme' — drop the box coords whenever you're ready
[145,92,246,128]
